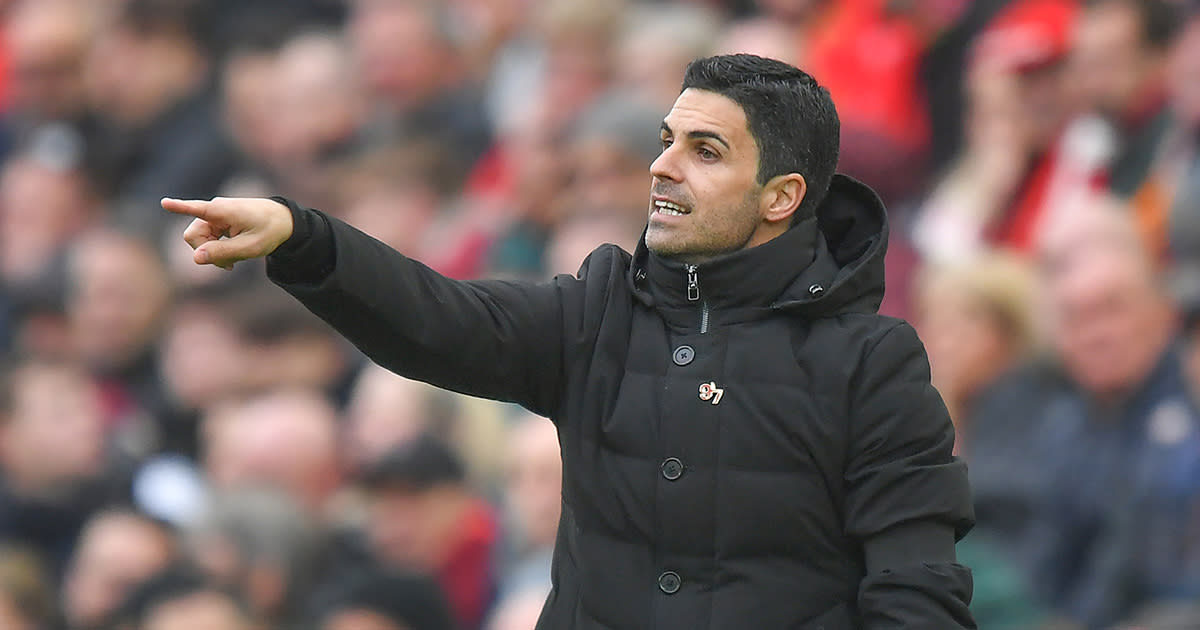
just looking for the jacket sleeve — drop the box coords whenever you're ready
[265,198,572,417]
[844,321,977,629]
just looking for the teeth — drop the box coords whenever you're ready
[654,200,687,215]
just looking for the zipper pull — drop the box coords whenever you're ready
[686,265,700,301]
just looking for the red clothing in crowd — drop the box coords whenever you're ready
[437,497,499,630]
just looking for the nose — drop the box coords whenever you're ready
[649,144,680,182]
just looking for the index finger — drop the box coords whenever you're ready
[161,198,213,220]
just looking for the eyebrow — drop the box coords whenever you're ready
[660,121,731,151]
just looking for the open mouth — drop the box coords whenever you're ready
[654,199,690,216]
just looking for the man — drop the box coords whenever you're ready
[108,566,257,630]
[967,205,1200,627]
[164,55,975,629]
[61,509,177,630]
[1068,0,1179,195]
[201,389,343,517]
[0,357,118,579]
[1066,0,1182,257]
[357,437,498,630]
[309,568,456,630]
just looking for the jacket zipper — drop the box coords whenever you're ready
[686,264,710,333]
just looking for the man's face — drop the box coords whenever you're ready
[645,88,765,263]
[1069,2,1157,119]
[0,363,105,493]
[366,487,443,571]
[1048,251,1172,398]
[63,515,173,629]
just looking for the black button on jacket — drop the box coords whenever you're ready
[267,175,977,629]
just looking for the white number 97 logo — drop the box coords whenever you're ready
[698,381,724,405]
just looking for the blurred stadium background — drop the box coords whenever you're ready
[0,0,1198,629]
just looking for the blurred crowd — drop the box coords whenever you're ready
[0,0,1198,629]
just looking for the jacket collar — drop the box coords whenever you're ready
[627,174,890,321]
[640,214,821,313]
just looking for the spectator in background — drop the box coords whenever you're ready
[561,94,664,253]
[0,544,53,630]
[912,255,1046,629]
[920,0,1018,175]
[543,209,640,278]
[216,21,290,198]
[0,0,100,162]
[0,145,100,288]
[64,228,171,454]
[327,143,451,274]
[201,389,343,519]
[976,204,1197,627]
[359,436,499,630]
[1066,0,1181,256]
[914,0,1092,262]
[253,29,365,208]
[496,412,560,599]
[527,0,622,140]
[0,141,100,357]
[0,357,124,579]
[155,285,253,458]
[60,508,176,630]
[309,568,456,630]
[473,101,568,278]
[107,565,256,630]
[912,253,1038,429]
[86,0,236,228]
[343,364,442,477]
[471,0,625,277]
[224,286,357,404]
[806,0,965,206]
[712,15,802,67]
[447,0,533,87]
[185,486,321,629]
[349,0,491,182]
[616,3,721,110]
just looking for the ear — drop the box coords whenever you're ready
[759,173,807,224]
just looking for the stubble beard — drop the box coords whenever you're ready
[645,188,762,265]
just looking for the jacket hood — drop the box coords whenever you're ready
[628,173,889,318]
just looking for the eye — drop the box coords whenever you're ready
[660,137,673,150]
[697,146,718,160]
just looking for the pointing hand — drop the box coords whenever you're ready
[161,197,294,270]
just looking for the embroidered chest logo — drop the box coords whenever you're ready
[698,381,725,405]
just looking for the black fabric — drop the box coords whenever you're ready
[267,174,977,629]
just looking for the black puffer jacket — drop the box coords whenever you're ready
[267,174,976,629]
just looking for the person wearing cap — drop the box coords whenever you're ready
[164,54,976,629]
[357,436,498,630]
[914,0,1100,263]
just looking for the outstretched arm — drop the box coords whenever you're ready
[162,196,569,416]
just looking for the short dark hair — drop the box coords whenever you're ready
[359,434,466,492]
[680,54,840,219]
[108,565,250,629]
[309,568,455,630]
[1087,0,1182,50]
